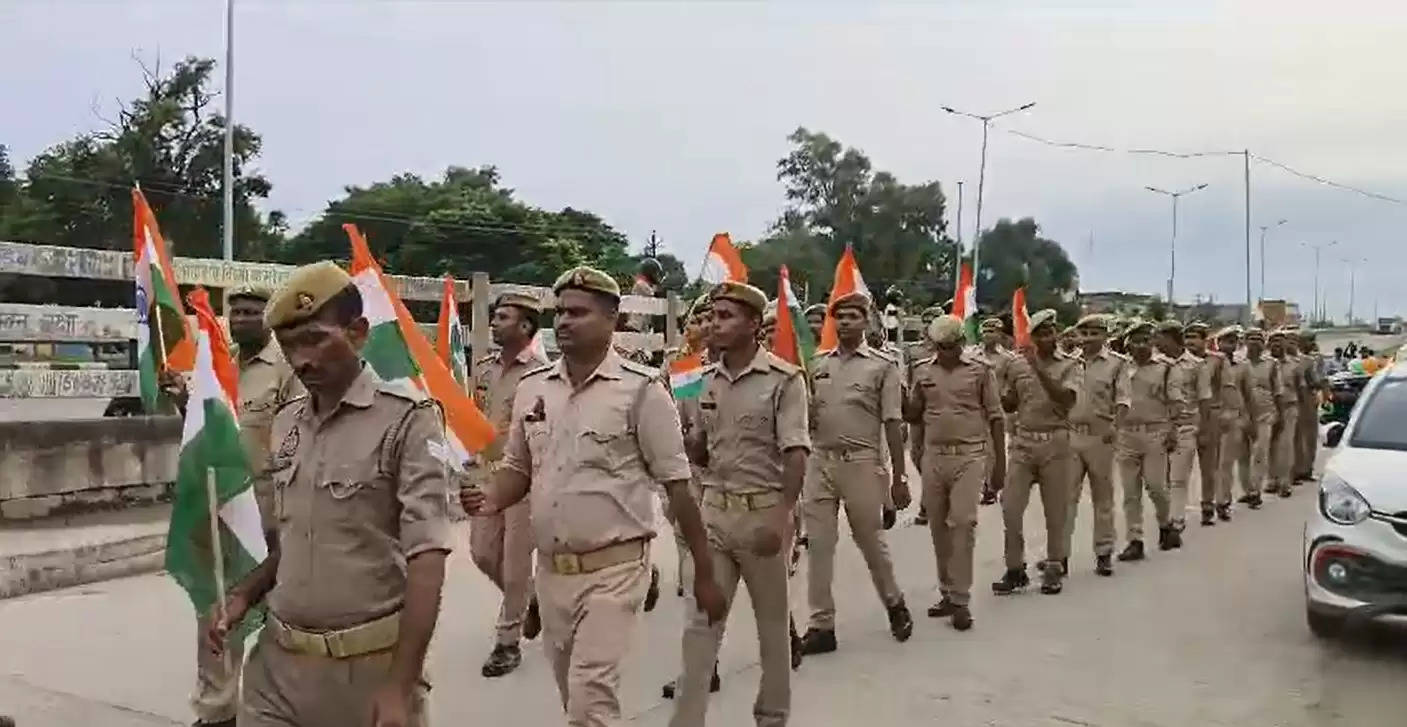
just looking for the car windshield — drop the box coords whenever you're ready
[1349,375,1407,451]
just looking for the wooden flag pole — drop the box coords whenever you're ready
[206,467,232,674]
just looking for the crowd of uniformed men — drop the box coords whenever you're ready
[184,258,1328,727]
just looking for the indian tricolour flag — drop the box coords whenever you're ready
[700,232,748,284]
[669,352,706,400]
[435,274,469,389]
[166,287,266,633]
[951,260,978,344]
[1012,286,1031,348]
[773,265,815,370]
[345,224,496,465]
[816,244,871,354]
[132,188,194,412]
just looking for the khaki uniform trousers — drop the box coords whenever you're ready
[1295,400,1319,479]
[1116,427,1171,541]
[1215,412,1244,506]
[538,553,651,727]
[803,451,902,630]
[1001,430,1072,570]
[672,499,791,727]
[1271,409,1298,495]
[1197,413,1222,507]
[193,612,242,723]
[921,445,986,606]
[1167,424,1200,527]
[469,499,535,645]
[240,626,430,727]
[1066,426,1117,558]
[1238,416,1275,497]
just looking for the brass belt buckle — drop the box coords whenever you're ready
[727,493,747,511]
[553,553,582,575]
[323,630,348,659]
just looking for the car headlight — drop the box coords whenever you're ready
[1319,475,1371,525]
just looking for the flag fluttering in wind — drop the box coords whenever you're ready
[773,265,815,369]
[345,225,496,461]
[669,352,706,400]
[816,244,871,353]
[700,232,748,284]
[132,188,195,411]
[165,287,267,636]
[1012,287,1031,349]
[951,260,978,344]
[435,275,468,389]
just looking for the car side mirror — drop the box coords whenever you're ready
[1324,423,1345,448]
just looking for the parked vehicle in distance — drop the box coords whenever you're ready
[1303,361,1407,637]
[1377,317,1402,335]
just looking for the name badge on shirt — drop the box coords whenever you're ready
[524,396,547,422]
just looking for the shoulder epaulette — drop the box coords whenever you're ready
[912,354,938,368]
[619,359,659,378]
[475,353,496,366]
[376,378,428,403]
[871,347,898,364]
[276,394,308,414]
[522,362,554,379]
[765,352,803,376]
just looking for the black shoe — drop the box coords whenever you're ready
[1237,493,1254,504]
[914,506,928,526]
[194,720,236,727]
[1118,540,1145,562]
[882,507,897,530]
[991,568,1029,595]
[644,565,660,613]
[951,605,973,631]
[661,664,721,699]
[887,601,914,642]
[523,598,541,641]
[1165,527,1182,550]
[790,619,804,669]
[1200,504,1216,527]
[481,643,522,678]
[800,627,837,655]
[676,583,685,598]
[1216,504,1232,522]
[928,598,958,618]
[1247,494,1263,510]
[1040,564,1064,595]
[1279,486,1293,499]
[1095,554,1114,576]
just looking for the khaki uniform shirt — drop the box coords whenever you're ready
[973,345,1017,392]
[1272,355,1300,411]
[879,342,908,391]
[1116,355,1183,425]
[1244,354,1281,422]
[1070,348,1127,428]
[1201,351,1227,414]
[1219,355,1249,415]
[502,350,691,555]
[908,353,1003,446]
[1172,350,1212,425]
[1004,351,1082,431]
[698,347,810,492]
[472,346,551,464]
[264,366,454,631]
[235,338,301,526]
[810,344,902,452]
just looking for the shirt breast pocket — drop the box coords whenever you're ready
[318,459,395,528]
[576,427,634,473]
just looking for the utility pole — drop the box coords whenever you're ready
[952,180,964,292]
[1144,182,1208,307]
[1257,218,1287,302]
[942,101,1036,303]
[222,0,235,262]
[1302,241,1336,327]
[1243,151,1252,325]
[645,229,660,258]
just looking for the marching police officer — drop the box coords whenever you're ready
[206,262,453,727]
[469,291,549,678]
[907,315,1005,629]
[1156,321,1212,534]
[1294,331,1326,482]
[800,291,913,655]
[1213,326,1252,519]
[994,309,1080,596]
[1066,314,1126,577]
[1116,320,1184,560]
[463,266,726,726]
[1239,328,1281,508]
[1184,322,1226,527]
[1268,329,1299,498]
[672,281,810,727]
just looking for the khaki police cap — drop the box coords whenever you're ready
[1123,319,1155,338]
[709,281,769,316]
[1183,320,1211,334]
[1299,329,1317,341]
[1243,327,1267,341]
[688,293,713,319]
[829,290,872,315]
[1214,324,1243,340]
[1155,319,1183,334]
[1075,313,1110,330]
[928,314,965,344]
[1060,325,1078,337]
[920,305,944,319]
[264,261,354,329]
[552,266,620,300]
[493,291,543,314]
[803,303,827,318]
[763,300,779,323]
[980,316,1004,333]
[1029,309,1059,333]
[228,284,274,303]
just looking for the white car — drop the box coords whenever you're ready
[1304,361,1407,637]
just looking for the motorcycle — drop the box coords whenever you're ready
[1320,370,1373,445]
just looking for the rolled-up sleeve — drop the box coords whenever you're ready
[637,380,692,482]
[776,372,811,453]
[396,403,454,559]
[879,361,902,422]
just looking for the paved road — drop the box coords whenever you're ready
[3,463,1406,726]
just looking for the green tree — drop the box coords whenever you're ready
[281,166,638,287]
[743,128,956,306]
[972,218,1079,321]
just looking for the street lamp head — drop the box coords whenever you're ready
[1145,185,1166,194]
[1193,183,1209,192]
[1276,218,1288,226]
[1017,102,1037,111]
[941,106,958,115]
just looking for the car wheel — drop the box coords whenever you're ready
[1306,607,1343,638]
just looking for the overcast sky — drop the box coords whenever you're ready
[5,0,1405,320]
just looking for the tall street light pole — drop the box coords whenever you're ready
[1301,241,1337,324]
[1144,183,1208,307]
[1343,257,1367,325]
[952,180,964,296]
[222,0,235,263]
[1257,218,1287,303]
[942,101,1036,304]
